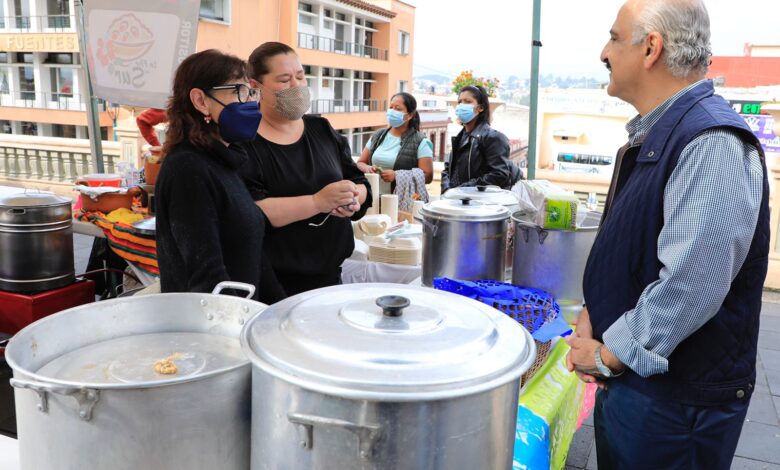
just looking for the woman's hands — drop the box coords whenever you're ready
[357,162,376,174]
[380,169,395,182]
[313,180,360,216]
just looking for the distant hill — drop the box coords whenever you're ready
[414,74,451,85]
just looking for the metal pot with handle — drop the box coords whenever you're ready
[6,282,267,470]
[443,185,520,276]
[417,198,509,286]
[241,283,536,470]
[0,191,73,293]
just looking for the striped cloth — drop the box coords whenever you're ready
[77,211,159,276]
[601,81,764,378]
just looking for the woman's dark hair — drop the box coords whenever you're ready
[391,92,421,131]
[459,85,491,125]
[248,42,296,82]
[162,49,246,157]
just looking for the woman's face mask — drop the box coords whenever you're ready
[270,86,311,121]
[386,109,406,128]
[206,85,262,143]
[455,103,477,124]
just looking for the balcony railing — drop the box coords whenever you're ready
[0,137,121,183]
[298,33,388,61]
[310,99,386,114]
[0,91,108,112]
[0,15,75,32]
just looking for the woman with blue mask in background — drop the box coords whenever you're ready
[357,92,433,211]
[441,85,520,193]
[156,49,282,303]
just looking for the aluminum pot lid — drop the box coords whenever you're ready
[241,283,535,401]
[420,198,509,222]
[0,191,71,208]
[132,216,156,235]
[443,185,519,207]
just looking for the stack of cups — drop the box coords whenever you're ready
[411,200,425,224]
[380,194,399,225]
[365,173,380,215]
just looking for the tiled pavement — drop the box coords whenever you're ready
[565,293,780,470]
[72,235,780,470]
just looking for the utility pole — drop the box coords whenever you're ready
[74,0,105,173]
[527,0,542,180]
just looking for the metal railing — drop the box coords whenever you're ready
[0,91,108,112]
[0,15,75,32]
[0,140,121,182]
[310,99,385,114]
[298,33,388,61]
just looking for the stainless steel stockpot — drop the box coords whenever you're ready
[6,282,267,470]
[241,283,536,470]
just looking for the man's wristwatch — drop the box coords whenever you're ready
[594,345,623,378]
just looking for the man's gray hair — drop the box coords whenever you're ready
[632,0,712,78]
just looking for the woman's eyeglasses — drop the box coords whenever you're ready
[208,84,259,103]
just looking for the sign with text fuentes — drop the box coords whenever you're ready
[83,0,200,108]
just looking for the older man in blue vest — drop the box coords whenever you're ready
[565,0,769,468]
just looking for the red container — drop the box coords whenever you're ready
[80,173,122,187]
[0,279,95,338]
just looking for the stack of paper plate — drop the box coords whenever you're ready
[367,237,421,266]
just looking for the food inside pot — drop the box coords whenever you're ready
[35,333,244,384]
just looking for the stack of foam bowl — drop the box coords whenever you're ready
[367,236,422,265]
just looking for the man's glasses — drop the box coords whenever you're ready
[207,84,258,103]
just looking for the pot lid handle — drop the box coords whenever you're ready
[476,185,487,192]
[376,295,410,317]
[460,197,472,205]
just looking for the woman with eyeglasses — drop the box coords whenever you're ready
[155,49,283,302]
[441,85,520,193]
[239,42,371,297]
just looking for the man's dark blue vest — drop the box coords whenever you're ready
[583,81,770,406]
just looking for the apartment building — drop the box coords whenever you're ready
[0,0,415,153]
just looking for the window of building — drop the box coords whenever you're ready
[298,2,313,12]
[0,3,5,29]
[298,14,313,26]
[324,9,332,17]
[84,126,109,141]
[0,120,11,134]
[0,68,9,94]
[50,68,73,97]
[21,121,37,136]
[52,124,76,138]
[14,53,33,64]
[200,0,228,22]
[46,0,70,29]
[44,53,74,64]
[366,21,374,29]
[398,80,409,93]
[14,0,30,29]
[19,66,35,100]
[0,53,7,63]
[324,20,333,30]
[355,18,362,25]
[322,68,331,77]
[334,68,345,78]
[303,65,312,75]
[398,31,410,55]
[336,12,346,21]
[423,100,437,108]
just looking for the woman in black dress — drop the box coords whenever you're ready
[240,42,371,296]
[155,49,280,302]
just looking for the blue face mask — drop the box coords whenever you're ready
[208,95,262,143]
[386,109,406,128]
[455,103,477,124]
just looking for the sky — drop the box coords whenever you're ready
[409,0,780,81]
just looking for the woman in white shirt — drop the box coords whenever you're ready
[357,92,433,209]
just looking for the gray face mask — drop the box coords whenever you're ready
[272,86,311,120]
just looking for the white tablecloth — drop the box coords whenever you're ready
[0,435,19,470]
[341,259,421,284]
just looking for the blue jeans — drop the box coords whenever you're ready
[594,379,749,470]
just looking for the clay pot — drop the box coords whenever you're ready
[76,183,143,213]
[144,160,161,186]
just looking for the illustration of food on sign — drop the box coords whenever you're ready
[100,14,155,64]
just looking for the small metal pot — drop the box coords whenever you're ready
[511,211,600,322]
[241,283,536,470]
[6,282,266,470]
[418,198,509,286]
[0,191,74,293]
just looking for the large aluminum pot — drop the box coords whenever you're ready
[418,198,509,286]
[0,191,74,292]
[443,185,520,275]
[6,282,266,470]
[511,211,600,323]
[241,283,535,470]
